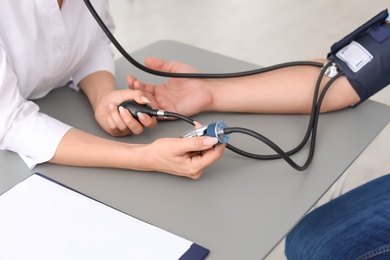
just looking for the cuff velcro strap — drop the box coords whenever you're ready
[328,9,390,104]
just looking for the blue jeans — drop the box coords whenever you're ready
[285,174,390,260]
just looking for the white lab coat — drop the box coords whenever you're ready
[0,0,115,168]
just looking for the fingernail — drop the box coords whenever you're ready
[119,106,126,117]
[203,137,218,146]
[193,121,202,129]
[141,96,150,103]
[137,112,146,120]
[109,104,115,111]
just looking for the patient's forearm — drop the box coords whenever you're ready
[209,59,360,114]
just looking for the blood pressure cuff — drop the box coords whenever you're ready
[328,9,390,104]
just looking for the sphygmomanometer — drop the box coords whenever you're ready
[328,10,390,104]
[84,0,390,171]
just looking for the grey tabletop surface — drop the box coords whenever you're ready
[2,40,390,259]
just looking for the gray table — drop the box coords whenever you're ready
[2,40,390,259]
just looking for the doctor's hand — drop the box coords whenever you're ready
[144,136,225,179]
[94,89,157,137]
[127,57,213,117]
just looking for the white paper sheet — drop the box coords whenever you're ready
[0,174,195,260]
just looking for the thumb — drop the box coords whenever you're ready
[179,136,219,153]
[144,57,198,74]
[118,89,149,104]
[144,57,165,70]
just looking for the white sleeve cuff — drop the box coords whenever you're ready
[10,113,72,169]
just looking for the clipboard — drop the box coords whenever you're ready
[0,173,209,260]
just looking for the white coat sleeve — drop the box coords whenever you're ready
[72,3,116,88]
[0,48,72,169]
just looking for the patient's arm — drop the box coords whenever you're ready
[128,57,360,116]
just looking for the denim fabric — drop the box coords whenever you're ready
[285,174,390,260]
